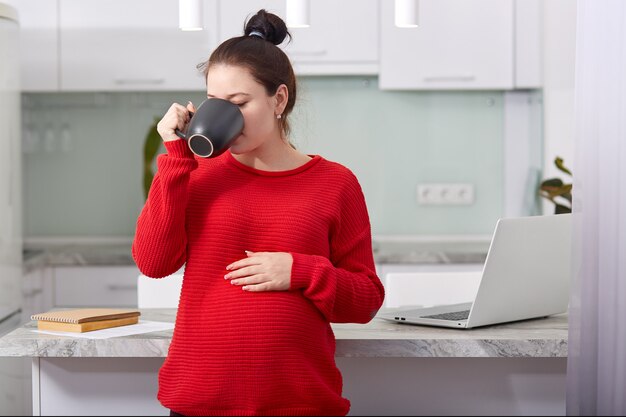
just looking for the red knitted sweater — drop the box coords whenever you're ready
[132,139,385,416]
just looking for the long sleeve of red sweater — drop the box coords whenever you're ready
[132,140,197,278]
[290,173,384,324]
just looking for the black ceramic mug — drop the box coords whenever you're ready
[175,98,244,158]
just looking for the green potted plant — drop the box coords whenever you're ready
[143,117,163,201]
[539,156,572,214]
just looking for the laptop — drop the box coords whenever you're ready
[378,214,572,329]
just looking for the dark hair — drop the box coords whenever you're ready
[198,10,297,141]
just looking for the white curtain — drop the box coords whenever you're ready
[567,0,626,415]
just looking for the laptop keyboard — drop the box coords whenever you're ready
[421,310,470,321]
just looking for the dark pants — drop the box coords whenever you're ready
[170,411,184,416]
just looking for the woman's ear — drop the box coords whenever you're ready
[274,84,289,115]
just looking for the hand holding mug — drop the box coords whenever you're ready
[157,101,196,142]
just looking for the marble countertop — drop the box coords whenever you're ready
[372,239,489,264]
[23,239,490,272]
[0,308,567,359]
[23,243,137,272]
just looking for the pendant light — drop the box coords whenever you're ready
[179,0,203,31]
[395,0,419,28]
[286,0,310,28]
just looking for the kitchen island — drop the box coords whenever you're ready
[0,308,567,416]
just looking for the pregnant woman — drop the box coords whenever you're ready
[132,9,384,416]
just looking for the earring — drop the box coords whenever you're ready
[276,114,282,119]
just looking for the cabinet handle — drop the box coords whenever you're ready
[107,284,136,291]
[288,50,328,56]
[23,289,43,297]
[423,75,476,82]
[114,78,165,85]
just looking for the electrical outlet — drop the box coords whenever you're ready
[417,183,475,205]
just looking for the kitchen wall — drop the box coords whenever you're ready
[21,76,524,239]
[541,0,577,214]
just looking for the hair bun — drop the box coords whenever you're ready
[244,9,291,46]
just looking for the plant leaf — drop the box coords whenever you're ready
[555,157,573,176]
[540,178,564,188]
[555,203,572,214]
[143,117,162,200]
[562,192,572,203]
[540,183,572,199]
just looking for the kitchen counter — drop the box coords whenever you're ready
[0,308,568,416]
[0,308,567,358]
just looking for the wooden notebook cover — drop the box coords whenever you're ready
[37,316,140,333]
[31,308,140,324]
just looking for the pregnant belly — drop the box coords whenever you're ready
[173,280,330,356]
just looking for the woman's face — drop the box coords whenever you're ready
[206,64,286,155]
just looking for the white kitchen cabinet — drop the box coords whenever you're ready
[0,312,30,416]
[3,0,60,91]
[378,263,484,307]
[514,0,542,88]
[53,266,140,307]
[137,269,184,309]
[379,262,484,278]
[217,0,379,75]
[384,271,482,308]
[380,0,515,90]
[21,266,54,321]
[59,0,218,91]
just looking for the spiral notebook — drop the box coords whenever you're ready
[31,308,141,333]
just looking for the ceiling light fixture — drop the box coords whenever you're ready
[179,0,203,31]
[286,0,310,28]
[395,0,419,28]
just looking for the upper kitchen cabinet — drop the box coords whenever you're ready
[4,0,59,91]
[514,0,542,88]
[380,0,515,90]
[218,0,379,75]
[59,0,218,91]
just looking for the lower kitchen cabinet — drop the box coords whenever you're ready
[377,263,484,308]
[22,266,54,322]
[379,262,484,275]
[52,266,140,308]
[0,358,30,416]
[30,356,566,416]
[0,313,31,416]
